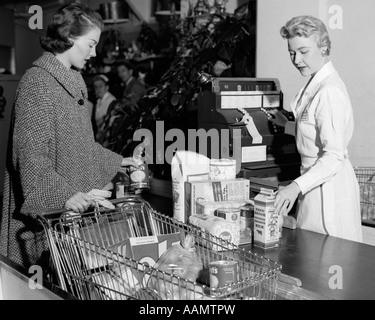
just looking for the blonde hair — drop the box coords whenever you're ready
[280,15,331,55]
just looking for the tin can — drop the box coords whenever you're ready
[209,260,238,292]
[216,208,240,223]
[209,158,236,181]
[116,182,125,198]
[129,163,149,189]
[240,204,254,232]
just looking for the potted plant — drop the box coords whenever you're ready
[101,1,257,188]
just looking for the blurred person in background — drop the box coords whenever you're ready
[116,60,146,109]
[91,74,116,143]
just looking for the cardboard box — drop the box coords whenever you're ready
[108,232,182,269]
[253,188,279,249]
[184,178,250,222]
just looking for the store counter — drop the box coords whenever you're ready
[249,228,375,300]
[143,193,375,300]
[1,193,373,300]
[0,254,76,300]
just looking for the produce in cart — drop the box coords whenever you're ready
[146,233,204,299]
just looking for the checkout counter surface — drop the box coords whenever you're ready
[1,193,373,300]
[143,193,375,300]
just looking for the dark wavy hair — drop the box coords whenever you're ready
[40,3,104,54]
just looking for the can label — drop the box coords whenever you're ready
[116,182,125,198]
[129,163,149,189]
[209,260,238,292]
[215,208,240,223]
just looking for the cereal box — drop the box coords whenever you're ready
[184,178,250,222]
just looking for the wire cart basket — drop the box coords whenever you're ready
[354,167,375,225]
[37,197,281,300]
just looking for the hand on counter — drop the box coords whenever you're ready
[274,181,300,216]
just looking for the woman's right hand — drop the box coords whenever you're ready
[268,110,289,128]
[64,192,95,213]
[121,156,142,167]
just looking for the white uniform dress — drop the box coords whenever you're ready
[284,61,362,242]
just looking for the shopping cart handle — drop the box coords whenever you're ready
[37,195,145,219]
[37,208,70,219]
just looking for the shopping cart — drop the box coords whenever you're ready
[354,167,375,224]
[37,196,281,300]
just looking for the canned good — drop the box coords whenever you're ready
[215,208,240,223]
[209,158,236,181]
[129,163,149,189]
[116,182,125,198]
[209,260,238,292]
[240,204,254,231]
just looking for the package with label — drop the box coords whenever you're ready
[87,232,182,298]
[196,200,250,223]
[108,232,182,269]
[189,214,240,251]
[171,150,210,222]
[253,188,279,249]
[185,178,250,221]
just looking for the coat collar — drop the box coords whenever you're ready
[33,51,82,98]
[303,61,336,95]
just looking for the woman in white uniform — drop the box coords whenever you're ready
[269,16,362,242]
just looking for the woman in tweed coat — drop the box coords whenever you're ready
[0,4,139,270]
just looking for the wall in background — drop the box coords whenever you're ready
[256,0,375,167]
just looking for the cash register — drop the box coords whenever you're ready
[197,76,301,180]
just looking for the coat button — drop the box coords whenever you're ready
[78,99,84,105]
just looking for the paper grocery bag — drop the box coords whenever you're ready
[171,150,210,222]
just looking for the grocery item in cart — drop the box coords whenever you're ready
[89,264,140,300]
[37,197,281,300]
[146,234,204,299]
[209,260,239,292]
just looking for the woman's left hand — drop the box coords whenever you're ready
[274,181,300,216]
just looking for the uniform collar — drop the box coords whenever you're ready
[33,51,82,98]
[303,61,335,95]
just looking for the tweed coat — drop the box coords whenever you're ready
[0,52,123,269]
